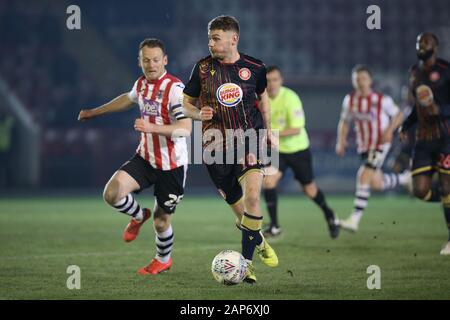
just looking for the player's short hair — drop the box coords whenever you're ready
[431,33,439,46]
[139,38,166,55]
[266,65,282,75]
[208,15,240,35]
[417,32,439,47]
[352,64,372,77]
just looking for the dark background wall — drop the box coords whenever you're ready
[0,0,449,193]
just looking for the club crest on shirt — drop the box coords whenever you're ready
[216,83,243,107]
[294,109,304,119]
[238,68,251,81]
[430,71,440,82]
[141,98,160,116]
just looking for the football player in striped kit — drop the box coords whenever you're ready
[336,65,410,232]
[78,38,191,275]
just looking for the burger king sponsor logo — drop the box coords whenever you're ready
[416,84,434,107]
[216,83,243,107]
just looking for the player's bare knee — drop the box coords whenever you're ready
[103,180,120,205]
[303,183,317,198]
[244,193,260,212]
[413,185,430,200]
[264,174,281,189]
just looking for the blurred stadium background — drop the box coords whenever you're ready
[1,0,449,194]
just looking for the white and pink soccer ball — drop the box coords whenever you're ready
[211,250,247,285]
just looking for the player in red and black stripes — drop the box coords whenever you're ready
[183,15,278,283]
[400,32,450,255]
[78,39,191,273]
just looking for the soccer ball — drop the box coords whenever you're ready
[211,250,247,285]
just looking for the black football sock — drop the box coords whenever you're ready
[263,188,278,227]
[312,189,335,222]
[241,212,263,261]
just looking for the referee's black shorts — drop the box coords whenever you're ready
[278,148,314,185]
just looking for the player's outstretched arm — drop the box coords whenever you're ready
[78,93,134,121]
[134,118,192,138]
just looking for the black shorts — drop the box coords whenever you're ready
[359,144,390,170]
[279,148,314,185]
[412,138,450,177]
[119,154,186,213]
[206,161,264,205]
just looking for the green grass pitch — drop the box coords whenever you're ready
[0,195,449,299]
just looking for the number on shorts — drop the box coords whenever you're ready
[438,154,450,170]
[164,194,184,210]
[368,149,383,168]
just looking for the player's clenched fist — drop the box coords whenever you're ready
[134,118,155,133]
[335,141,347,157]
[78,109,95,121]
[199,106,214,121]
[267,129,279,149]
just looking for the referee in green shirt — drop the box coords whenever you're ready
[263,66,339,238]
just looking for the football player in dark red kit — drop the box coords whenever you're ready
[400,32,450,255]
[183,15,278,282]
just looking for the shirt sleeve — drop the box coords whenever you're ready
[127,78,140,103]
[339,94,352,122]
[255,64,267,95]
[286,91,305,129]
[382,95,400,118]
[170,82,187,120]
[401,105,417,132]
[183,62,201,98]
